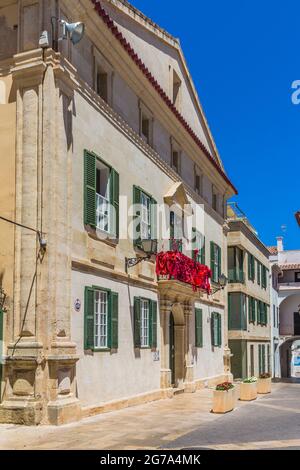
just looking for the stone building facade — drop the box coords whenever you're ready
[0,0,236,425]
[227,203,271,379]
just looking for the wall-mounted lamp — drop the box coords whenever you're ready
[0,287,7,313]
[125,239,158,272]
[211,274,228,294]
[51,17,85,50]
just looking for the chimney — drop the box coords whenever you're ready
[276,236,283,252]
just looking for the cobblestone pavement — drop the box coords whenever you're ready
[0,382,298,450]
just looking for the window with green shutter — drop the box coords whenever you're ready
[84,286,119,351]
[84,151,96,228]
[84,150,119,237]
[195,308,203,348]
[261,303,268,326]
[228,293,247,330]
[149,300,158,349]
[262,344,266,373]
[210,242,221,283]
[257,301,262,324]
[261,266,268,289]
[257,261,261,285]
[258,344,262,374]
[211,312,221,347]
[134,297,158,349]
[192,228,205,264]
[133,186,157,248]
[248,253,255,281]
[248,296,256,324]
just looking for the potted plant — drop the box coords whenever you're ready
[240,377,257,401]
[212,382,235,413]
[257,372,271,394]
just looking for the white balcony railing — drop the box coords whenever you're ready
[278,282,300,290]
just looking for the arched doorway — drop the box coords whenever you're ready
[279,294,300,337]
[170,303,185,389]
[279,336,300,378]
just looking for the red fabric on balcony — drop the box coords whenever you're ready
[156,251,212,294]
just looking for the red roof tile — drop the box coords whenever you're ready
[90,0,238,195]
[268,246,278,255]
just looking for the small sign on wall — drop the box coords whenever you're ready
[153,350,160,362]
[74,299,81,312]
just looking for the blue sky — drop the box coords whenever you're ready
[129,0,300,250]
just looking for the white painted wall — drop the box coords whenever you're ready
[101,0,214,156]
[192,302,225,380]
[71,270,160,406]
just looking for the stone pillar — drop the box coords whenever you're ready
[174,324,185,389]
[0,50,46,425]
[183,301,196,392]
[43,51,80,424]
[0,50,81,425]
[159,299,172,389]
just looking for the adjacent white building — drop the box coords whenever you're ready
[268,237,300,378]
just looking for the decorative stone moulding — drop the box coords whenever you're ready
[240,382,258,401]
[257,377,271,394]
[212,387,236,414]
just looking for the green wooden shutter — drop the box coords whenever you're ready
[262,345,266,373]
[211,312,215,346]
[195,308,203,347]
[253,298,256,323]
[84,287,95,349]
[149,300,158,349]
[248,297,252,323]
[258,344,262,374]
[133,186,141,246]
[257,301,261,324]
[150,198,157,241]
[248,253,251,279]
[134,297,141,348]
[217,313,222,346]
[201,236,206,265]
[267,344,270,373]
[210,242,215,281]
[110,169,119,238]
[170,211,175,251]
[84,151,96,227]
[211,312,219,347]
[110,291,119,349]
[217,246,221,280]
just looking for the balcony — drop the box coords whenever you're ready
[156,251,211,293]
[278,282,300,292]
[228,268,245,284]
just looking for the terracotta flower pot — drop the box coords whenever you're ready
[212,388,235,413]
[240,382,257,401]
[257,377,271,394]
